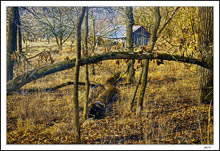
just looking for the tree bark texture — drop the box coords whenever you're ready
[13,81,99,94]
[125,7,135,83]
[88,72,120,119]
[7,7,18,81]
[83,7,90,121]
[125,7,134,50]
[7,51,213,94]
[197,7,213,104]
[129,67,144,111]
[72,7,86,144]
[136,59,150,115]
[16,7,22,53]
[91,17,96,75]
[136,7,161,116]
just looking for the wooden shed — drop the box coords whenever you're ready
[96,24,151,46]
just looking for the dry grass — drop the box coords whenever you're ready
[7,41,213,144]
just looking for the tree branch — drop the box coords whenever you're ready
[7,51,213,93]
[158,7,180,36]
[8,81,101,95]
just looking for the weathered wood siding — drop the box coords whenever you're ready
[133,26,151,46]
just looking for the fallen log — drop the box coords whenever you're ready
[88,72,120,119]
[7,81,103,95]
[7,52,213,93]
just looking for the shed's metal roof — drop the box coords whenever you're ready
[96,24,148,39]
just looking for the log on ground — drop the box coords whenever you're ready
[88,72,120,119]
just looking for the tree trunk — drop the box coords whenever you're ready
[91,17,96,75]
[197,7,213,104]
[129,67,144,111]
[136,59,150,115]
[25,36,28,51]
[7,7,18,81]
[47,34,50,44]
[83,7,90,121]
[136,7,161,116]
[7,51,212,94]
[72,7,86,144]
[55,36,60,51]
[16,7,22,53]
[71,40,74,51]
[59,36,63,51]
[125,7,135,83]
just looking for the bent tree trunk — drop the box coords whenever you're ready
[7,51,213,94]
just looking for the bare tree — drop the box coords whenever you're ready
[24,7,75,51]
[72,7,86,143]
[20,7,43,50]
[41,7,74,51]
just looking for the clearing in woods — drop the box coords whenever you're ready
[6,41,213,144]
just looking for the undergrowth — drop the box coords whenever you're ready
[7,41,213,144]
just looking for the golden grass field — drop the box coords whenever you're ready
[7,41,213,144]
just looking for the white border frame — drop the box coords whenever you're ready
[1,1,219,150]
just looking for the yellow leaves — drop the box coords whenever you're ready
[85,137,89,141]
[43,139,48,143]
[65,135,69,140]
[7,36,213,145]
[125,125,130,129]
[153,52,158,58]
[135,71,141,77]
[23,133,29,137]
[30,138,35,142]
[26,52,31,56]
[106,119,109,124]
[11,52,17,60]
